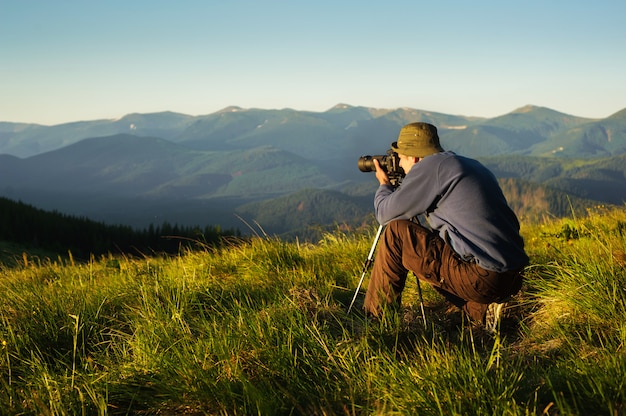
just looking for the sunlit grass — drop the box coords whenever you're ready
[0,206,625,414]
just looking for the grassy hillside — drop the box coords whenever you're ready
[0,207,625,414]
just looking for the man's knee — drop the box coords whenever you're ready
[384,219,411,235]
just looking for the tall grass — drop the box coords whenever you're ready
[0,207,625,415]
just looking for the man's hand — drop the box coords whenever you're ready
[374,159,391,186]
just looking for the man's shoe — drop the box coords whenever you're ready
[485,302,504,333]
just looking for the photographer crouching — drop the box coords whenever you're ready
[362,122,529,330]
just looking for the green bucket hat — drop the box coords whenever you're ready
[392,122,444,157]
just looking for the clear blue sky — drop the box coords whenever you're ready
[2,0,625,125]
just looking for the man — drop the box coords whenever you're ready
[364,122,529,327]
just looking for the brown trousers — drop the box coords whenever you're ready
[363,220,523,322]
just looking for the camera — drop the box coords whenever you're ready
[358,149,405,186]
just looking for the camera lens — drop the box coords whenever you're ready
[358,156,376,172]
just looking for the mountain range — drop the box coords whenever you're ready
[1,104,625,239]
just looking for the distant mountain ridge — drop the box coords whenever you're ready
[3,104,622,159]
[1,104,625,239]
[0,134,333,198]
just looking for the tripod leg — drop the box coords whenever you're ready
[416,277,427,328]
[347,224,385,314]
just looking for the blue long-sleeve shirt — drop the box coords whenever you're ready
[375,151,528,272]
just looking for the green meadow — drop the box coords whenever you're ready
[1,207,625,415]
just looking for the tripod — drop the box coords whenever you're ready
[347,223,427,328]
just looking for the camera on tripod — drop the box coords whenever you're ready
[358,149,405,187]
